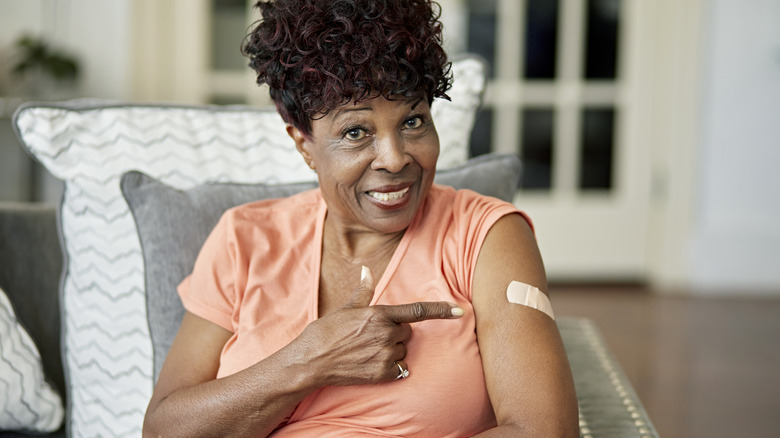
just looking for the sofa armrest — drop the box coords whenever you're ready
[0,201,657,438]
[0,202,65,400]
[558,317,658,437]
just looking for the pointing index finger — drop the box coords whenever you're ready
[380,301,465,324]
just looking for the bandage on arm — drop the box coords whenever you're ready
[506,281,555,320]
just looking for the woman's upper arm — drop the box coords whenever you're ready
[146,311,231,412]
[472,213,579,436]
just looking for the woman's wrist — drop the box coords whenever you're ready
[261,328,330,395]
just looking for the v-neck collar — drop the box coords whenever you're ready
[309,190,425,320]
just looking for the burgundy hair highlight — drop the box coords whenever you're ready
[242,0,452,137]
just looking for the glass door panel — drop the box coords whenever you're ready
[469,108,494,158]
[467,0,498,79]
[208,0,258,104]
[453,0,649,280]
[579,107,615,190]
[524,0,560,79]
[584,0,621,79]
[211,0,248,71]
[520,108,555,190]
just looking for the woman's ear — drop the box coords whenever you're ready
[286,125,316,171]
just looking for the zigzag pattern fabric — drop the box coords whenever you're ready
[13,57,484,437]
[0,287,64,433]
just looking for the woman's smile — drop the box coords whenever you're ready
[366,184,412,209]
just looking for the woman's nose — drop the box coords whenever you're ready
[371,135,410,173]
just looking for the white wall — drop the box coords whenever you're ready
[0,0,132,203]
[690,0,780,293]
[2,0,779,293]
[63,0,132,99]
[0,0,132,100]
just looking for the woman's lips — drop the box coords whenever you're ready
[365,184,413,209]
[367,186,410,202]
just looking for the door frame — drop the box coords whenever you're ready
[128,0,705,289]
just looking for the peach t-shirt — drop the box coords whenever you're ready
[178,185,526,437]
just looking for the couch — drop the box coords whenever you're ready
[1,56,657,437]
[0,202,659,438]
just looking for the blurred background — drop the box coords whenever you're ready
[1,1,779,435]
[2,0,778,293]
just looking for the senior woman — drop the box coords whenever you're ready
[143,0,577,436]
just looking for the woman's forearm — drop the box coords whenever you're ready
[143,283,459,436]
[143,343,319,438]
[471,424,523,437]
[472,423,578,438]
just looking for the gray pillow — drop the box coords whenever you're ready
[434,153,520,203]
[120,153,520,381]
[120,175,318,381]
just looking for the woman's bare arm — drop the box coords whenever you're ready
[143,286,463,437]
[143,311,319,438]
[471,214,579,437]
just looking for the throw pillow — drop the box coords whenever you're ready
[0,286,64,433]
[120,175,318,381]
[121,153,520,381]
[433,153,520,203]
[11,55,487,437]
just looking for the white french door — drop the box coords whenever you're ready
[441,0,654,281]
[133,0,702,284]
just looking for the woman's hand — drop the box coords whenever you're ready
[298,266,464,386]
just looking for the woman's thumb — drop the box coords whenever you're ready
[344,265,375,308]
[360,265,373,287]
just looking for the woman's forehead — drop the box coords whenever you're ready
[330,96,428,116]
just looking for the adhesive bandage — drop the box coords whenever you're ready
[506,281,555,320]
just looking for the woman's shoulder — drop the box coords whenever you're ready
[426,184,531,233]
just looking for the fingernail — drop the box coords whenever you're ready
[450,306,464,317]
[361,265,369,282]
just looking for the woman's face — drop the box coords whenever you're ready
[289,96,439,235]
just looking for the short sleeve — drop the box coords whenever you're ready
[450,190,531,299]
[177,212,238,331]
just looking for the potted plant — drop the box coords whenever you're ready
[10,35,80,99]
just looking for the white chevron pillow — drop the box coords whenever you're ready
[0,287,64,433]
[12,55,486,437]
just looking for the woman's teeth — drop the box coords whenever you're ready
[368,187,410,202]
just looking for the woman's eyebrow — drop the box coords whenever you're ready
[332,106,373,122]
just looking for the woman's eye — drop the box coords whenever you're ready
[404,116,423,129]
[344,127,367,141]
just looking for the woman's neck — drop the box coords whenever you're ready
[318,216,406,316]
[321,216,406,264]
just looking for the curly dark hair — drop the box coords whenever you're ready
[242,0,452,137]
